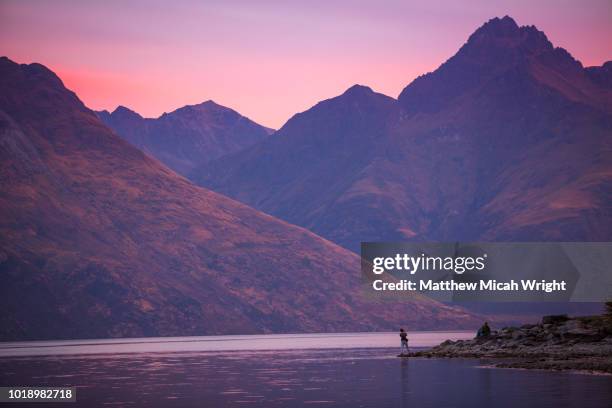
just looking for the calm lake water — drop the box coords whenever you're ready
[1,332,611,407]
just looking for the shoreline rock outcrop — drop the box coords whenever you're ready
[411,313,612,374]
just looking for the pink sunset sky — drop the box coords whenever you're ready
[1,0,611,129]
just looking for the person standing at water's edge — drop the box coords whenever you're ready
[476,322,491,338]
[399,328,409,355]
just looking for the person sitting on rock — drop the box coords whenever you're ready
[476,322,491,338]
[399,328,409,355]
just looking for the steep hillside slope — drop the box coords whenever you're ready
[0,57,477,340]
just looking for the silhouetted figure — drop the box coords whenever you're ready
[399,328,409,355]
[476,322,491,338]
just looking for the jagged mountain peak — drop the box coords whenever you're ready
[461,15,553,58]
[397,16,588,113]
[472,15,520,37]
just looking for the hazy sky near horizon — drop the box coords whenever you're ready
[2,0,611,128]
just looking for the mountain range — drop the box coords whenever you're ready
[96,101,272,175]
[195,16,612,251]
[2,15,611,340]
[0,57,477,341]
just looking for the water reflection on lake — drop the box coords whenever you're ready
[1,332,610,407]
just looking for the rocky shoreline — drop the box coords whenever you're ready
[410,313,612,374]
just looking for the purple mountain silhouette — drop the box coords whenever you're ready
[97,101,272,175]
[0,56,479,340]
[195,16,612,251]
